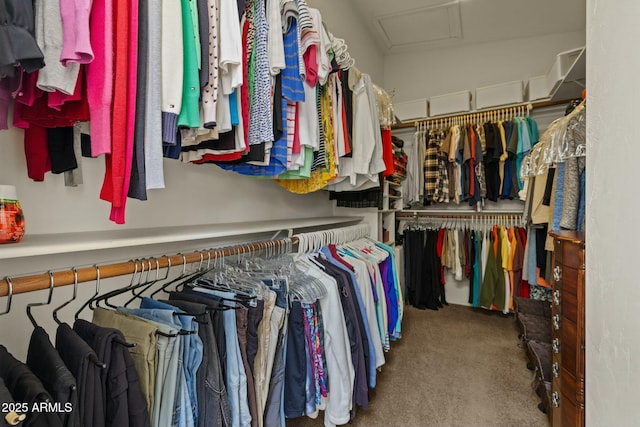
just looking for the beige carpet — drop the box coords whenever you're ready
[286,304,549,427]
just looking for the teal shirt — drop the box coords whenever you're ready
[178,0,201,128]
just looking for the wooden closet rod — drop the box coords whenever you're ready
[0,237,299,298]
[397,213,522,219]
[397,210,524,218]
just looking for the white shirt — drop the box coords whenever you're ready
[219,0,243,94]
[266,0,285,75]
[342,253,386,369]
[301,260,355,427]
[162,0,184,116]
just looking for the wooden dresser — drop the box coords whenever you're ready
[549,231,585,427]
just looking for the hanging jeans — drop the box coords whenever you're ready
[253,290,276,427]
[168,293,231,427]
[188,289,251,427]
[263,318,288,427]
[140,298,203,427]
[118,308,181,427]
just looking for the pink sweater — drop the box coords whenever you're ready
[86,0,114,156]
[60,0,95,65]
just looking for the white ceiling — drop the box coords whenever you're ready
[350,0,586,53]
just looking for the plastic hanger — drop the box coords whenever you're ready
[26,271,55,328]
[53,267,79,325]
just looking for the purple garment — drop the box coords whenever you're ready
[379,260,393,335]
[380,256,400,336]
[312,304,327,399]
[301,303,317,415]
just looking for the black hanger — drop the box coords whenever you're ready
[53,268,79,325]
[157,299,210,324]
[122,257,173,307]
[149,253,212,299]
[90,260,142,309]
[75,265,101,319]
[186,279,255,307]
[26,271,55,328]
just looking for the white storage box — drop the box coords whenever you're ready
[475,80,524,109]
[525,76,550,102]
[546,47,584,97]
[394,99,428,122]
[429,90,471,117]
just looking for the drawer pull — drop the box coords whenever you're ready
[552,392,560,407]
[552,363,559,378]
[553,314,561,330]
[553,290,561,306]
[552,338,560,354]
[553,266,562,282]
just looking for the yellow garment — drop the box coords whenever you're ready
[277,85,338,193]
[508,227,517,310]
[500,226,511,313]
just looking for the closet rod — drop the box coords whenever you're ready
[391,98,573,130]
[0,237,299,298]
[397,214,522,220]
[397,210,524,217]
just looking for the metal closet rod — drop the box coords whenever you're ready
[0,237,299,298]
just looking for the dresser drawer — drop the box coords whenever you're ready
[560,389,583,427]
[558,266,579,298]
[563,290,578,324]
[561,242,585,269]
[561,319,578,375]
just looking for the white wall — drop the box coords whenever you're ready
[384,31,585,103]
[0,0,391,236]
[0,1,385,359]
[308,0,385,84]
[586,1,640,424]
[0,122,334,234]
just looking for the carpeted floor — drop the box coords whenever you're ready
[286,304,550,427]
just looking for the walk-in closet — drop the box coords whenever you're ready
[0,0,635,426]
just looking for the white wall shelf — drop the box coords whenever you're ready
[0,217,363,260]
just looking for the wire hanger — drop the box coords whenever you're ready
[53,267,79,325]
[0,277,13,317]
[76,265,101,319]
[87,259,142,310]
[26,271,55,328]
[123,257,173,307]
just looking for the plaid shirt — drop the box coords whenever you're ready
[435,148,450,203]
[423,130,440,203]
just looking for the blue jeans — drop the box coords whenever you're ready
[191,288,252,427]
[168,292,232,427]
[140,298,203,427]
[119,307,181,427]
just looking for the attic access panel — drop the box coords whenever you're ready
[374,1,462,50]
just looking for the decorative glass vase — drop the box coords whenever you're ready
[0,185,25,243]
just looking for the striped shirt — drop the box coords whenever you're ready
[248,0,274,145]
